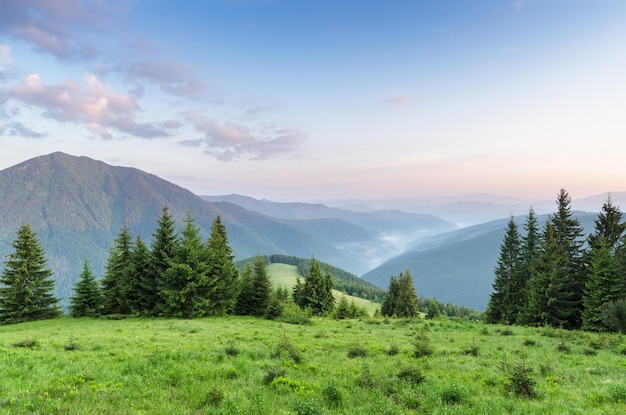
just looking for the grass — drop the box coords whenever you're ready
[267,263,380,315]
[0,316,624,414]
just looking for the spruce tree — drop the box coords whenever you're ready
[130,236,151,316]
[69,259,103,317]
[381,276,399,317]
[249,255,272,317]
[161,214,213,318]
[336,295,350,319]
[0,224,61,324]
[486,216,522,324]
[517,207,540,324]
[206,216,239,315]
[395,270,419,318]
[292,276,305,306]
[321,265,335,314]
[146,206,177,316]
[101,223,134,315]
[300,258,333,315]
[235,263,254,315]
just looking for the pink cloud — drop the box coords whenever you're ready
[182,111,304,161]
[10,72,178,139]
[382,95,411,107]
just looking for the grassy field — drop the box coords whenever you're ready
[267,263,380,316]
[0,316,624,414]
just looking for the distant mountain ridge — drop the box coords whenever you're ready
[0,153,361,303]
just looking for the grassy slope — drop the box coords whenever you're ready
[267,263,380,315]
[0,317,624,414]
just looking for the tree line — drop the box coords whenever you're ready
[486,189,626,332]
[0,206,344,324]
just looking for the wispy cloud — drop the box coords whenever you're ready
[0,0,128,61]
[117,59,207,98]
[9,72,178,139]
[382,95,412,107]
[0,121,47,138]
[182,110,304,161]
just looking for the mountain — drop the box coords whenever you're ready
[361,212,599,310]
[201,194,456,270]
[0,153,357,304]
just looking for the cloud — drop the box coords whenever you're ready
[513,0,525,11]
[9,72,179,139]
[382,95,411,107]
[117,59,207,98]
[0,0,128,61]
[182,111,304,161]
[0,121,47,138]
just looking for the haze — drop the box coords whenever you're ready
[1,1,625,202]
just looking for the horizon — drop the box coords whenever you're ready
[1,1,625,202]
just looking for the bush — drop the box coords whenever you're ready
[386,343,400,356]
[397,366,425,385]
[607,383,626,403]
[292,398,323,415]
[507,361,537,398]
[262,365,286,385]
[12,339,39,349]
[440,384,467,404]
[205,387,225,407]
[224,344,239,357]
[347,343,368,358]
[413,331,433,358]
[322,381,343,408]
[273,337,303,364]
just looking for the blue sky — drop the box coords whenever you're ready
[1,1,625,202]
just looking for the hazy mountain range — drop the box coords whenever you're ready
[0,152,618,310]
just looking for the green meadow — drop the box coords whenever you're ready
[0,316,625,415]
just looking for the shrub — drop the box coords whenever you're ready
[607,383,626,403]
[500,328,514,336]
[205,387,225,407]
[440,384,467,404]
[347,343,368,358]
[224,344,239,357]
[262,365,286,385]
[413,331,433,358]
[522,338,536,347]
[356,364,376,388]
[464,344,479,356]
[292,398,323,415]
[322,381,343,408]
[507,361,537,398]
[556,341,571,354]
[12,339,39,349]
[64,340,79,351]
[273,337,303,364]
[397,366,426,385]
[616,344,626,356]
[386,343,400,356]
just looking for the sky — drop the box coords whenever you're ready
[1,0,625,203]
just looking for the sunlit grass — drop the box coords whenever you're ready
[0,317,624,414]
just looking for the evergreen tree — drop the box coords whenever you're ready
[206,216,239,315]
[582,241,625,330]
[101,223,134,315]
[130,236,151,316]
[550,189,586,328]
[235,263,254,315]
[395,270,419,318]
[336,295,350,319]
[582,198,626,330]
[161,214,213,318]
[249,255,272,316]
[292,276,305,306]
[381,276,399,317]
[526,222,578,328]
[69,259,103,317]
[517,207,540,324]
[486,216,522,324]
[146,206,177,316]
[0,224,61,324]
[299,258,333,315]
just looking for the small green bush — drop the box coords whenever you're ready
[386,343,400,356]
[607,383,626,403]
[224,344,239,357]
[556,341,571,354]
[322,381,343,408]
[292,398,323,415]
[413,331,433,358]
[397,366,426,385]
[616,344,626,355]
[507,361,537,398]
[205,386,225,407]
[500,328,514,336]
[12,339,39,349]
[440,384,467,404]
[523,338,536,346]
[262,365,286,385]
[347,343,368,358]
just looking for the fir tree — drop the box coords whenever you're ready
[146,206,177,316]
[517,207,540,324]
[69,259,103,317]
[292,276,305,306]
[381,276,399,317]
[235,263,254,315]
[299,258,333,315]
[206,216,239,315]
[161,214,213,318]
[130,236,151,316]
[321,265,335,314]
[249,256,272,316]
[395,270,419,318]
[486,216,522,324]
[336,295,350,319]
[101,223,134,315]
[0,224,61,324]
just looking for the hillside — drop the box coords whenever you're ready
[0,153,356,303]
[361,212,599,310]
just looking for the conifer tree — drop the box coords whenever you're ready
[486,216,522,324]
[146,206,177,316]
[0,224,61,324]
[321,265,335,314]
[582,198,626,330]
[336,295,350,319]
[206,216,239,315]
[101,223,134,315]
[299,258,334,315]
[235,263,254,315]
[517,207,540,323]
[69,259,103,317]
[249,255,272,316]
[395,270,419,318]
[161,214,213,318]
[292,276,305,306]
[130,236,151,316]
[381,276,399,317]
